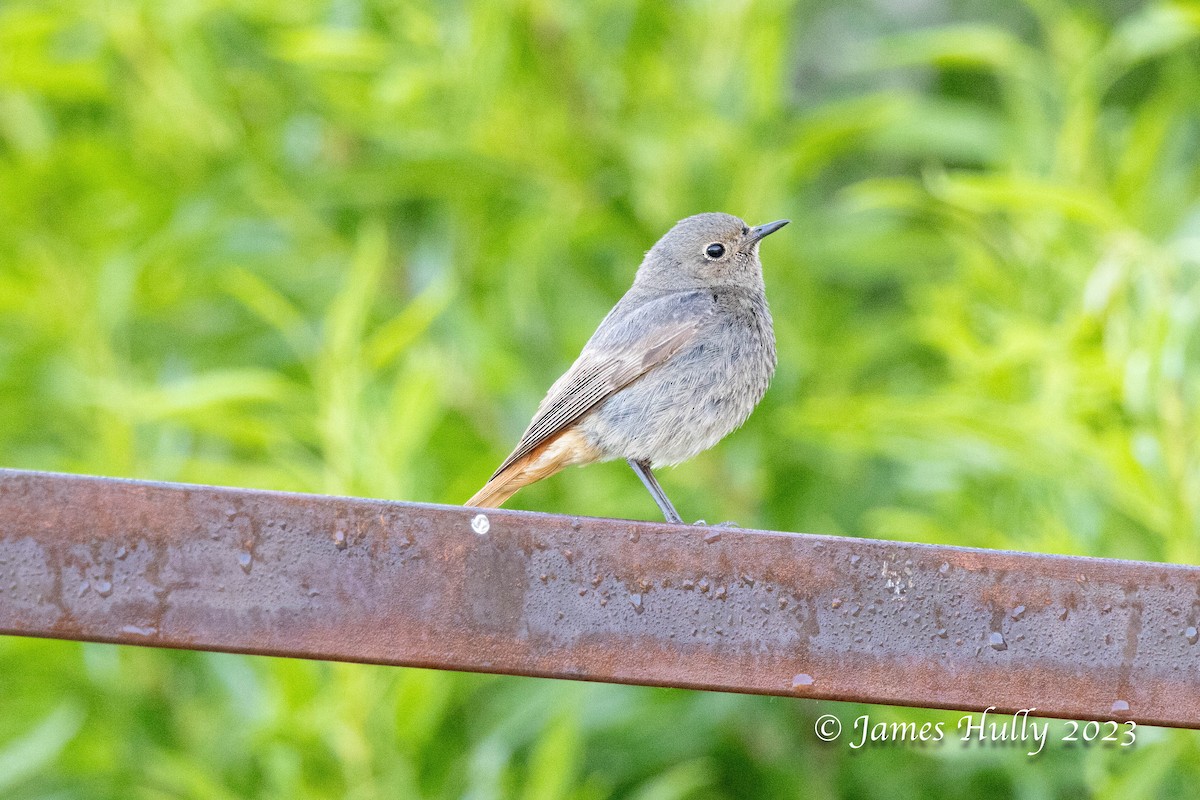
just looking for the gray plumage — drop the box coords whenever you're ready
[468,212,787,522]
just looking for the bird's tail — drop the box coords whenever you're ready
[466,471,523,508]
[466,429,600,509]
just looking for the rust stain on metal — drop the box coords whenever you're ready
[1,468,1198,728]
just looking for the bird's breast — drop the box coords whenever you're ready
[580,290,776,466]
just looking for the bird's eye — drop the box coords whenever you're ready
[704,243,726,259]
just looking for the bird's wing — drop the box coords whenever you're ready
[489,290,710,480]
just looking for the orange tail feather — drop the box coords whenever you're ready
[466,429,601,509]
[466,470,524,508]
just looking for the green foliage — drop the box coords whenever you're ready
[1,0,1198,796]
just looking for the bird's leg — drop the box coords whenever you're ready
[627,459,683,524]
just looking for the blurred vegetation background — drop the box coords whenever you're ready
[1,0,1199,796]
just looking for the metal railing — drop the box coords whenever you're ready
[1,468,1197,728]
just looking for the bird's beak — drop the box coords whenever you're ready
[746,219,790,245]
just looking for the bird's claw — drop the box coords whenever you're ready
[691,520,740,528]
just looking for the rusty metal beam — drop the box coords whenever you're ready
[1,468,1198,728]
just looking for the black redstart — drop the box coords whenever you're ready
[467,212,788,523]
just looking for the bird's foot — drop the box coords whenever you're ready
[691,520,740,528]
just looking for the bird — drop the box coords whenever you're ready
[467,212,788,524]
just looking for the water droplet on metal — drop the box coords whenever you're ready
[988,632,1007,651]
[238,552,253,573]
[703,530,721,544]
[93,579,113,598]
[1185,626,1198,645]
[791,673,815,688]
[1111,699,1130,714]
[1011,605,1026,620]
[120,624,155,636]
[471,514,490,535]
